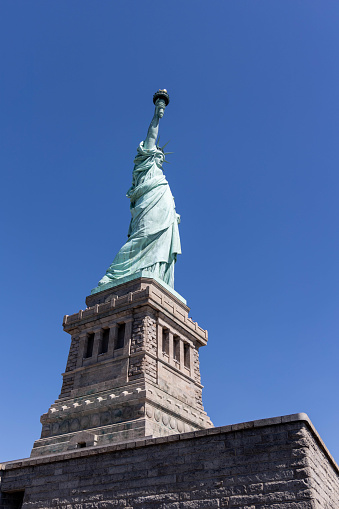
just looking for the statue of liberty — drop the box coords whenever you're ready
[94,90,181,293]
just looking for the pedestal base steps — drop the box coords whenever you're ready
[1,414,338,508]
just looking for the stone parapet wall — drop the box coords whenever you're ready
[1,413,338,508]
[303,419,339,507]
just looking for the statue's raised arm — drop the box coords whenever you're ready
[143,90,170,150]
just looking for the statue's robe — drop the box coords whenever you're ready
[98,142,181,289]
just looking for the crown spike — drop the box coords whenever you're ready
[161,140,170,150]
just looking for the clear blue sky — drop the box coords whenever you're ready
[1,1,338,464]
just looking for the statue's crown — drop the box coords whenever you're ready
[153,89,170,106]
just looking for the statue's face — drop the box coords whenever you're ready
[155,152,164,165]
[156,99,166,118]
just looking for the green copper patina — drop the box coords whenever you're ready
[91,90,183,302]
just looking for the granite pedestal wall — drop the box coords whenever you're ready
[32,278,212,457]
[1,414,338,508]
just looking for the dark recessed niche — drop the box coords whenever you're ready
[85,333,95,358]
[0,490,25,509]
[100,329,109,354]
[116,323,125,349]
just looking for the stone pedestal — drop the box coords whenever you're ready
[31,278,213,457]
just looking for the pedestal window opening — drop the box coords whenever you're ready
[100,328,109,354]
[184,343,190,368]
[162,328,169,356]
[116,323,125,349]
[84,333,95,358]
[173,335,180,363]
